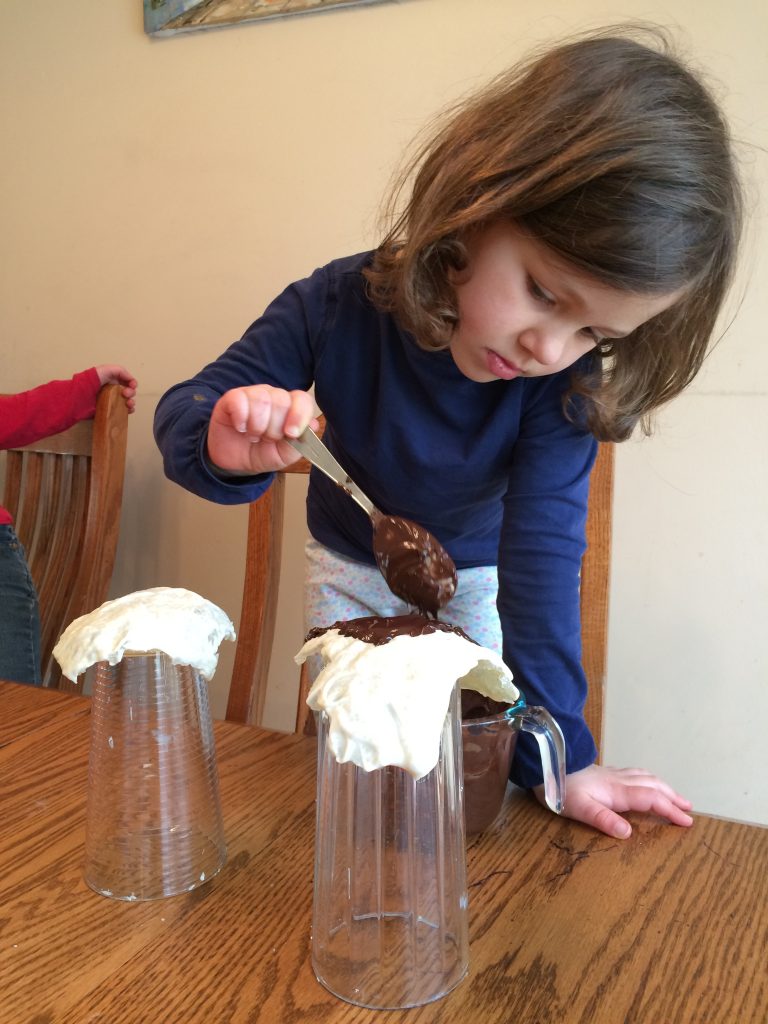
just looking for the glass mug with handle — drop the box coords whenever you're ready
[461,688,565,835]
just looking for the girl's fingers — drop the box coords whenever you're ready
[576,794,633,839]
[283,390,317,439]
[220,386,312,441]
[619,785,694,826]
[218,387,274,437]
[608,768,693,809]
[263,391,294,440]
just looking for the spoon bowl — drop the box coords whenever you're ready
[289,427,456,614]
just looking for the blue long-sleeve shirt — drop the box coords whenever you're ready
[154,252,599,786]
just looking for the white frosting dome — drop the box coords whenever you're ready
[53,587,236,682]
[296,628,519,779]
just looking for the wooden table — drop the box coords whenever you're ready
[1,680,766,1024]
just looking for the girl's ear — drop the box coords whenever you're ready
[447,262,471,287]
[446,230,475,286]
[448,220,500,286]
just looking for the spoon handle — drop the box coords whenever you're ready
[289,427,377,519]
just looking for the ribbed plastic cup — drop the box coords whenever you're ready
[311,684,469,1009]
[84,651,226,901]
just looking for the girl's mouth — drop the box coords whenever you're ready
[485,349,522,380]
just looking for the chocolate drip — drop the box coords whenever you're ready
[371,515,457,617]
[306,613,473,647]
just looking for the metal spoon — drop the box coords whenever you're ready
[288,426,379,520]
[289,427,457,614]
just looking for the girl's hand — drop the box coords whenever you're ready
[536,763,694,839]
[95,364,138,413]
[207,384,316,475]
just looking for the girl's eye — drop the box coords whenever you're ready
[580,327,603,343]
[528,277,555,306]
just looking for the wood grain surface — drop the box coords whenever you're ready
[1,681,765,1024]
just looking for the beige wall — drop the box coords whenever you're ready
[2,1,766,823]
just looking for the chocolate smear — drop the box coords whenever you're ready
[306,613,471,646]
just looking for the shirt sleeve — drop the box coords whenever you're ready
[0,369,101,449]
[498,373,599,788]
[153,266,326,505]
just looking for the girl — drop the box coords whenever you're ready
[1,365,137,684]
[154,28,742,839]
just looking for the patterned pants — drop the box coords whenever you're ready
[303,538,501,678]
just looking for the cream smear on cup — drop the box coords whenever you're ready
[296,615,519,779]
[53,587,236,682]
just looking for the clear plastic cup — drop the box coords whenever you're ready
[311,684,469,1009]
[84,651,226,901]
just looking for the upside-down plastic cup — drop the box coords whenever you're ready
[311,684,469,1009]
[83,651,226,901]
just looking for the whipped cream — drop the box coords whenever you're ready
[296,627,519,779]
[53,587,236,682]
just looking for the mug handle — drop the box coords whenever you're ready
[517,706,566,814]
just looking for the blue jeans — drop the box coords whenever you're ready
[0,525,42,685]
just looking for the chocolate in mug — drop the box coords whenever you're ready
[461,690,565,835]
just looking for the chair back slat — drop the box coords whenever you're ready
[580,443,614,749]
[12,452,43,546]
[78,386,128,616]
[14,419,93,457]
[3,451,23,521]
[29,455,64,603]
[1,384,129,690]
[228,417,322,728]
[27,456,63,587]
[38,458,91,686]
[227,473,285,724]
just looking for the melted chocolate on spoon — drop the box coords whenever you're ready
[286,427,455,615]
[371,515,457,617]
[306,613,472,646]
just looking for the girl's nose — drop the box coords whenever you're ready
[518,326,568,366]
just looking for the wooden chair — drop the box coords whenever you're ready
[1,383,129,690]
[228,427,613,750]
[580,443,613,749]
[227,443,316,731]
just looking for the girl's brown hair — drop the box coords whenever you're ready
[365,27,743,441]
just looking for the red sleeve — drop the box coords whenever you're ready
[0,369,102,450]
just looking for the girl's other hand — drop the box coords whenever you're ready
[536,763,694,839]
[207,384,316,475]
[95,364,138,413]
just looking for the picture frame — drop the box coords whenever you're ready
[144,0,396,37]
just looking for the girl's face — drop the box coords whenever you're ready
[449,222,682,382]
